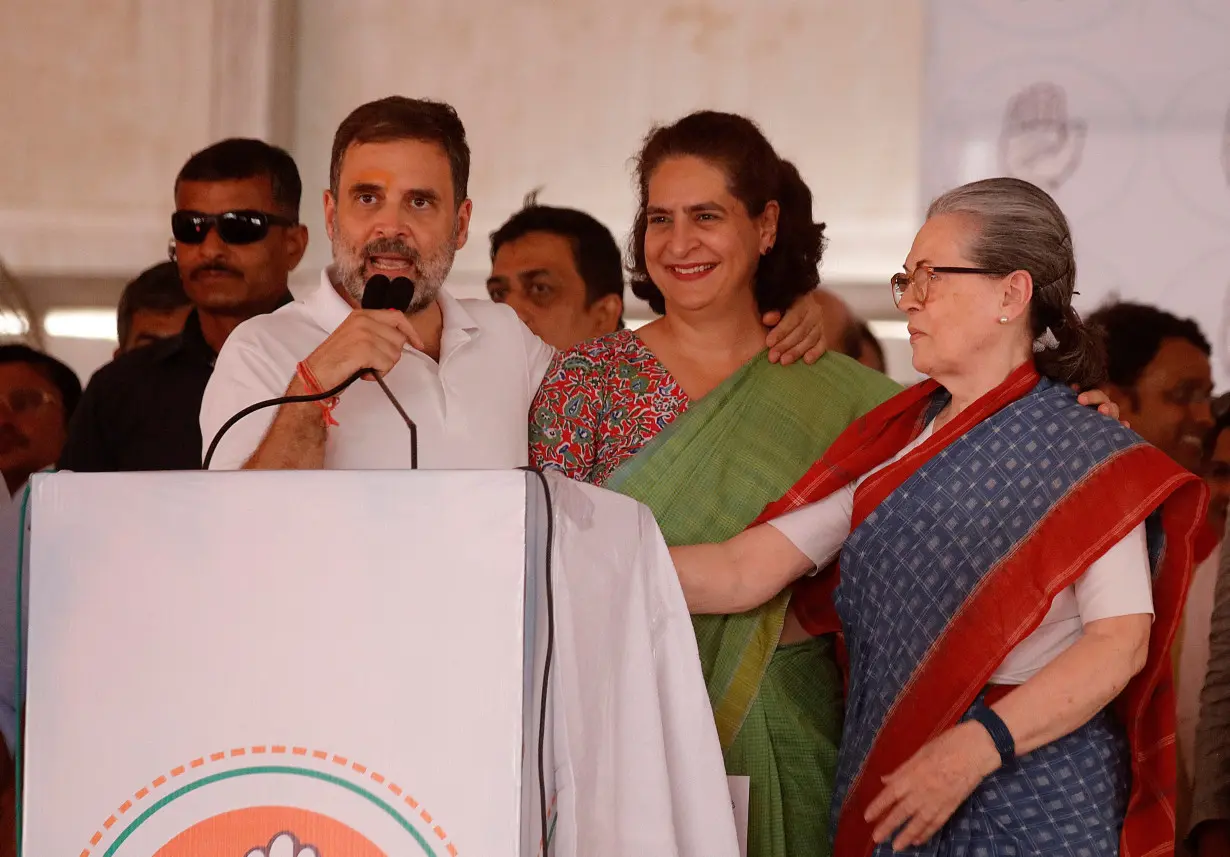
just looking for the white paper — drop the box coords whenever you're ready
[728,776,750,857]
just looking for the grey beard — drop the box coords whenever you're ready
[406,279,442,314]
[330,216,458,310]
[335,261,366,304]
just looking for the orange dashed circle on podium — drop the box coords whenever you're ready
[154,806,382,857]
[82,746,458,857]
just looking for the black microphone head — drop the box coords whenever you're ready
[361,274,391,310]
[388,277,415,313]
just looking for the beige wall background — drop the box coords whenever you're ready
[0,0,923,380]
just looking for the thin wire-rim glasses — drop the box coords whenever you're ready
[890,264,1013,307]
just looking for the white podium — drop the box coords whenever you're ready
[17,470,738,857]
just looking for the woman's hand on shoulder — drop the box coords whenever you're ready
[764,290,828,365]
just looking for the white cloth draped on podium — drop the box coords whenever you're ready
[17,470,738,857]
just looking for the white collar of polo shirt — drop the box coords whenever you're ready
[308,266,480,360]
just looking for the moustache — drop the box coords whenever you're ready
[0,425,28,453]
[363,238,420,265]
[190,260,244,280]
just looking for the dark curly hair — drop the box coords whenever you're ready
[627,111,826,316]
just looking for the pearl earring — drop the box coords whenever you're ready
[999,316,1009,324]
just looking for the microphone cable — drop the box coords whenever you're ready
[521,467,556,854]
[202,368,417,469]
[204,273,423,470]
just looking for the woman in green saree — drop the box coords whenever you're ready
[528,110,899,857]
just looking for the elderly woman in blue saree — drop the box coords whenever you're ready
[670,177,1209,857]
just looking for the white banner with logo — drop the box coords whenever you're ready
[19,470,738,857]
[921,0,1230,384]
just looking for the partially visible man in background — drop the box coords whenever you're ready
[0,343,80,856]
[814,287,853,357]
[0,345,79,497]
[1206,400,1230,536]
[113,260,191,356]
[1090,300,1219,854]
[60,138,308,473]
[487,196,624,349]
[1180,402,1230,852]
[1089,301,1214,474]
[1190,529,1230,857]
[842,319,886,374]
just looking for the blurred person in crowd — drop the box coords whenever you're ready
[1090,303,1219,847]
[114,261,191,356]
[843,319,886,373]
[816,287,853,357]
[1178,399,1230,852]
[0,346,80,854]
[0,346,79,497]
[487,193,625,349]
[1090,301,1214,474]
[1190,527,1230,857]
[60,138,307,472]
[1206,396,1230,535]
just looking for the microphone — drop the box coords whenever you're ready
[358,274,419,469]
[360,274,415,314]
[201,274,421,469]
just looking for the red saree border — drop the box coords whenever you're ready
[771,364,1039,638]
[848,366,1040,529]
[751,374,944,638]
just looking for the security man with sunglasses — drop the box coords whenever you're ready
[59,138,309,472]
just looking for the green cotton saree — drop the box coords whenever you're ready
[604,351,899,857]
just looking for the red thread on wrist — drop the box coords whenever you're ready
[296,360,339,427]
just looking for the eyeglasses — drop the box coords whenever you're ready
[890,264,1013,307]
[171,210,297,246]
[0,389,56,416]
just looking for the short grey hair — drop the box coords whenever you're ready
[926,177,1105,388]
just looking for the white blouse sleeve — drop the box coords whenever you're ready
[765,483,855,571]
[1075,521,1154,624]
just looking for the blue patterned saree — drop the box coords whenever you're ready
[756,365,1209,857]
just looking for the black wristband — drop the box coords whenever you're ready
[969,702,1016,769]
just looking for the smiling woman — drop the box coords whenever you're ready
[530,110,902,857]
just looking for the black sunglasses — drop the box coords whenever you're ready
[171,210,297,245]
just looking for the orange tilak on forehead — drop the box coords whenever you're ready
[349,168,395,189]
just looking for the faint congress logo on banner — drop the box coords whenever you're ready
[1157,66,1230,223]
[998,82,1087,192]
[925,57,1145,220]
[924,0,1230,385]
[81,745,459,857]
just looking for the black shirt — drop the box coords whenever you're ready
[59,311,216,472]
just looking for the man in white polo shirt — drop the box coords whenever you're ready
[201,96,826,471]
[201,97,554,470]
